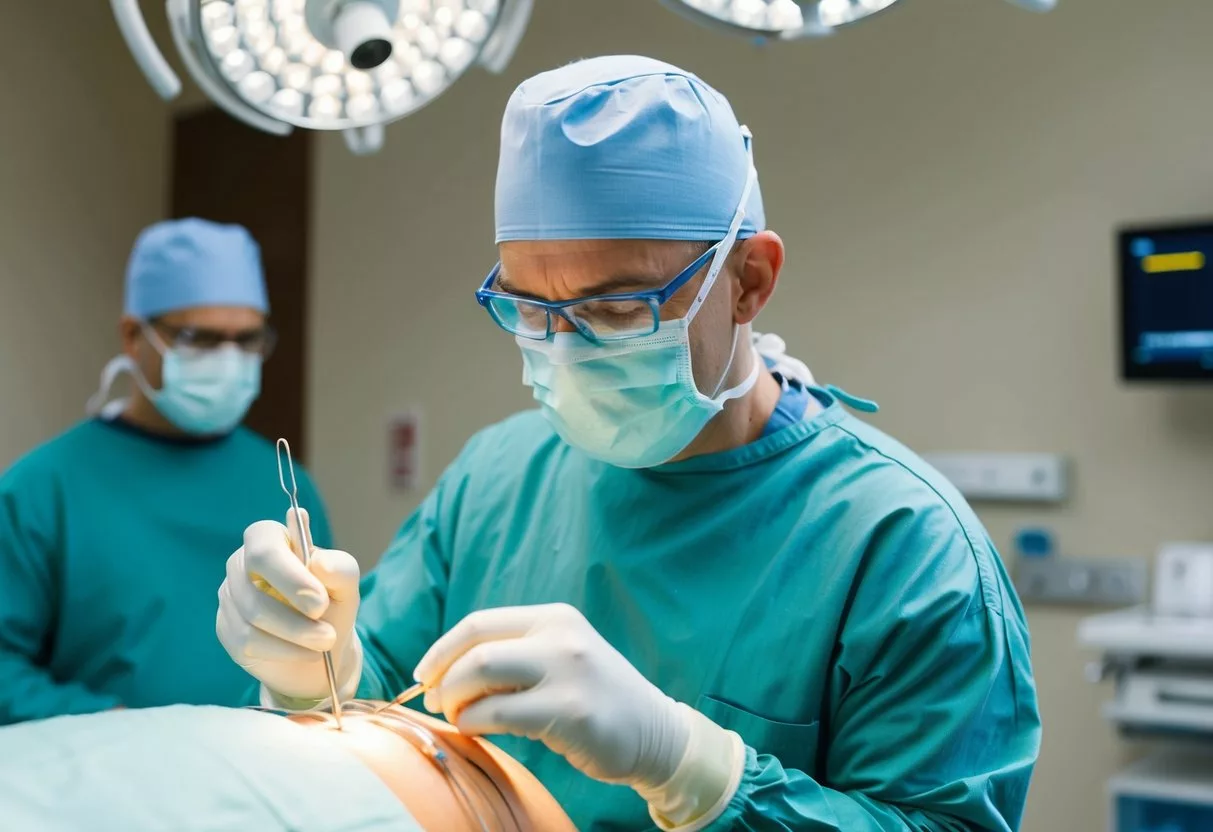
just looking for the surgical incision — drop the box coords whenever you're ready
[283,700,577,832]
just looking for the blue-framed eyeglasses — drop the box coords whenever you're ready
[475,242,722,344]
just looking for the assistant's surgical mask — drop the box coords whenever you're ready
[88,327,261,435]
[517,133,762,468]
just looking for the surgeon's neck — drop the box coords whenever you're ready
[673,362,782,461]
[122,391,188,438]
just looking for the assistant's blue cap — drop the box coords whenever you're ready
[124,218,269,318]
[495,55,765,243]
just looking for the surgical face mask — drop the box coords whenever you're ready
[89,339,261,436]
[149,345,261,434]
[519,320,760,469]
[518,147,762,469]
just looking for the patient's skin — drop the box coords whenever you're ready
[284,701,576,832]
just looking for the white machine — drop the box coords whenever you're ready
[1108,752,1213,832]
[1080,543,1213,831]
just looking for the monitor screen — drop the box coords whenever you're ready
[1119,221,1213,380]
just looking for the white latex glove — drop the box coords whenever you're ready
[414,604,744,831]
[752,331,815,387]
[216,508,364,709]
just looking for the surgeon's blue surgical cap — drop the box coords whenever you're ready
[495,55,765,243]
[124,218,269,319]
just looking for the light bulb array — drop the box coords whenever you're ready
[197,0,501,130]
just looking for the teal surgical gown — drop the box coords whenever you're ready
[352,387,1041,831]
[0,705,418,830]
[0,419,331,725]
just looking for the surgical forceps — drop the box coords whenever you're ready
[276,438,344,729]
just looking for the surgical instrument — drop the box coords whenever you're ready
[276,438,344,729]
[371,682,428,715]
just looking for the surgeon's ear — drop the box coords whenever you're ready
[119,316,143,360]
[732,231,783,325]
[120,315,160,373]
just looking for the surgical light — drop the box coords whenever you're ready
[659,0,1055,39]
[110,0,533,154]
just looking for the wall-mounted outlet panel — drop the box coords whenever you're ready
[1015,556,1147,606]
[922,453,1067,503]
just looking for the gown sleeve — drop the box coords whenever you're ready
[702,503,1041,832]
[0,458,121,725]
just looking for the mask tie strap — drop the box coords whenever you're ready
[712,341,762,404]
[87,356,136,416]
[686,127,757,323]
[87,352,163,417]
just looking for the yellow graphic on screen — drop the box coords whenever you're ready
[1142,251,1206,273]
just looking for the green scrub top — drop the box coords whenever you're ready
[0,419,332,725]
[0,705,418,831]
[354,388,1040,831]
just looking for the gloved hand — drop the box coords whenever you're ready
[414,604,744,830]
[216,508,363,708]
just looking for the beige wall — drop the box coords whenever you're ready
[0,2,169,467]
[307,0,1213,828]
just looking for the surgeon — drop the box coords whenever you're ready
[0,218,331,725]
[217,57,1040,831]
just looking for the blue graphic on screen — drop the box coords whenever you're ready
[1130,237,1154,258]
[1124,228,1213,374]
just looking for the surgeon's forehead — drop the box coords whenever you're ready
[156,305,266,331]
[496,239,704,299]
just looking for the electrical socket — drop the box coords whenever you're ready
[1014,556,1147,606]
[922,453,1067,503]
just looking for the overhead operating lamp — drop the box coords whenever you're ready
[110,0,532,154]
[659,0,1055,39]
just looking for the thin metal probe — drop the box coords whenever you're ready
[370,681,427,715]
[276,438,344,729]
[434,751,491,832]
[348,703,506,831]
[392,719,490,832]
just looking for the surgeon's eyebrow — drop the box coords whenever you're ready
[495,271,664,300]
